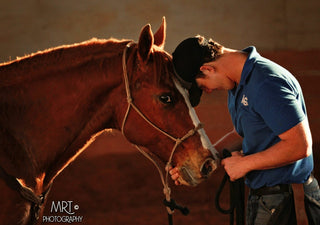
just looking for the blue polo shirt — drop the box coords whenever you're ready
[228,46,313,189]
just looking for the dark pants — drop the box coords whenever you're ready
[304,175,320,225]
[246,184,297,225]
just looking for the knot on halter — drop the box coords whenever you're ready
[180,123,203,142]
[175,138,182,145]
[196,123,204,130]
[127,96,133,104]
[163,186,171,197]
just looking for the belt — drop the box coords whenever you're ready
[250,184,291,196]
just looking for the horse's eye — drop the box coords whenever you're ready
[159,94,173,104]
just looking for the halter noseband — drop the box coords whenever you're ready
[120,42,203,214]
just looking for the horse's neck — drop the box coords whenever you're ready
[0,40,128,188]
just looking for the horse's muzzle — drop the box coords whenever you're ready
[179,157,218,186]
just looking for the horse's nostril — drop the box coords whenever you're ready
[200,158,215,177]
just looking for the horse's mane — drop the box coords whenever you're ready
[0,37,175,89]
[0,38,131,87]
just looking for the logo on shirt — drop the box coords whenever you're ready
[241,94,248,106]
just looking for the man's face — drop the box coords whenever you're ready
[195,62,235,92]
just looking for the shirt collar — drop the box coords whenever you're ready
[239,46,260,86]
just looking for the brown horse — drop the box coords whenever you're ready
[0,18,219,225]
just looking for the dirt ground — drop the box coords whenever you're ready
[43,50,320,225]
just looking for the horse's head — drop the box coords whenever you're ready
[119,18,220,186]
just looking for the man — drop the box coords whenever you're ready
[170,36,320,225]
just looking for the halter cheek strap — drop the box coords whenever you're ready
[120,41,203,215]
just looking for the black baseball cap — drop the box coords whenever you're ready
[172,37,210,107]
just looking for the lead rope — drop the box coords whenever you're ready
[120,42,201,224]
[215,149,245,225]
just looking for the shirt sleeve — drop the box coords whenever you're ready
[254,76,306,135]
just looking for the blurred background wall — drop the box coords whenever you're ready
[0,0,319,63]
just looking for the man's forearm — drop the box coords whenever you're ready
[221,120,312,181]
[242,120,312,171]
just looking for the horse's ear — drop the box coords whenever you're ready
[138,24,154,63]
[154,17,166,49]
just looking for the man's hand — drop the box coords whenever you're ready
[221,151,247,181]
[167,166,181,185]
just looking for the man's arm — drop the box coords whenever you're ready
[222,119,313,181]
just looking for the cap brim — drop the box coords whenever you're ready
[188,82,203,107]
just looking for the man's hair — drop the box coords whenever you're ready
[196,35,224,63]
